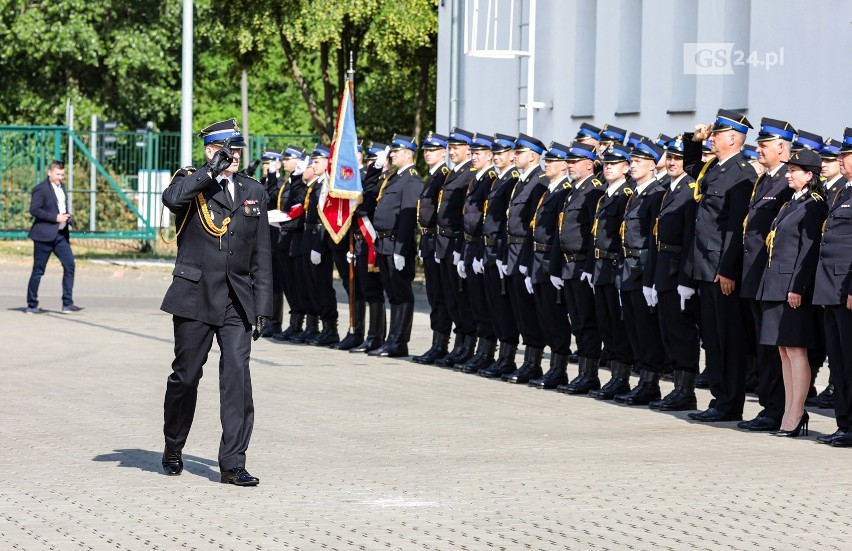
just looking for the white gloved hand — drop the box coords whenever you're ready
[499,262,508,277]
[452,251,461,266]
[519,265,528,275]
[580,271,594,293]
[677,285,696,311]
[457,262,467,279]
[550,275,564,290]
[393,253,405,271]
[418,250,423,261]
[293,158,308,176]
[651,285,659,307]
[374,147,390,170]
[346,251,355,264]
[642,286,657,308]
[472,258,484,274]
[310,250,321,265]
[524,276,534,294]
[435,253,441,264]
[268,160,281,173]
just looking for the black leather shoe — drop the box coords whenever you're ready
[567,353,579,364]
[162,449,183,476]
[695,370,710,389]
[746,416,781,432]
[615,370,661,405]
[687,407,742,422]
[220,467,259,486]
[817,429,846,445]
[332,331,363,350]
[806,383,835,409]
[529,353,570,389]
[260,322,281,338]
[831,433,852,447]
[479,343,518,378]
[412,332,450,364]
[507,363,543,384]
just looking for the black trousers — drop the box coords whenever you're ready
[353,249,385,304]
[164,296,254,471]
[699,281,747,415]
[563,278,601,359]
[507,274,545,348]
[808,308,827,370]
[423,251,452,334]
[825,305,852,431]
[300,252,337,322]
[594,284,633,364]
[622,288,666,373]
[27,234,75,308]
[657,290,700,373]
[439,255,475,335]
[533,281,572,355]
[749,299,784,421]
[377,253,415,305]
[466,270,496,340]
[483,264,518,345]
[332,246,359,300]
[278,233,305,315]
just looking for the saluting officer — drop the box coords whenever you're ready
[522,142,574,389]
[813,127,852,446]
[646,137,701,411]
[434,128,478,367]
[270,146,309,342]
[613,138,667,406]
[738,118,795,432]
[588,143,636,400]
[478,134,522,379]
[160,119,271,486]
[369,134,421,357]
[502,133,549,383]
[456,133,499,374]
[412,133,453,364]
[684,109,758,423]
[550,142,605,395]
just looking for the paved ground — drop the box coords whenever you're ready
[0,255,848,551]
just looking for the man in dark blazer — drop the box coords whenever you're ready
[160,119,272,486]
[26,160,83,314]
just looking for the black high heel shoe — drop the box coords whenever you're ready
[773,412,809,438]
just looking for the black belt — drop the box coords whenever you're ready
[483,235,498,247]
[657,241,682,253]
[534,242,551,252]
[353,231,364,241]
[437,226,461,238]
[376,230,396,239]
[304,223,323,230]
[623,247,647,258]
[464,232,482,243]
[507,235,526,244]
[594,248,619,261]
[420,227,436,236]
[563,252,587,263]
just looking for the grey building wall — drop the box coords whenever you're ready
[436,0,852,145]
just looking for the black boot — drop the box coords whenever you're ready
[506,347,544,384]
[411,331,451,364]
[437,334,475,368]
[261,293,284,337]
[650,370,681,409]
[288,315,319,344]
[351,302,387,353]
[272,313,304,342]
[530,353,570,389]
[807,382,835,409]
[479,343,518,378]
[557,361,585,393]
[658,371,698,411]
[333,301,366,350]
[435,333,465,367]
[460,338,497,374]
[590,361,632,400]
[309,319,340,346]
[618,369,662,405]
[560,357,601,394]
[373,303,413,357]
[695,368,710,389]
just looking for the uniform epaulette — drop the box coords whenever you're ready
[622,187,634,196]
[409,168,419,177]
[511,170,520,179]
[169,166,196,184]
[819,175,827,182]
[591,179,602,187]
[488,170,497,180]
[562,181,571,190]
[441,166,450,176]
[812,191,824,201]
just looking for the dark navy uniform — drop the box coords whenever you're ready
[262,162,286,334]
[161,119,271,476]
[418,162,452,337]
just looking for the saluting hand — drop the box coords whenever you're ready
[693,123,712,142]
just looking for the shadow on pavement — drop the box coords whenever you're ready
[93,448,220,481]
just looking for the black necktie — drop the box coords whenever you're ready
[221,180,232,207]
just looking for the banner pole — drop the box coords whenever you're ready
[347,52,356,332]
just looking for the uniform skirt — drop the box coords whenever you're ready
[760,300,815,348]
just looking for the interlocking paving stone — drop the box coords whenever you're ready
[0,258,849,550]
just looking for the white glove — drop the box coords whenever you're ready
[434,253,441,264]
[550,275,564,290]
[374,147,390,170]
[346,251,355,264]
[524,276,534,294]
[472,258,484,274]
[310,250,321,265]
[418,250,423,261]
[642,286,658,308]
[293,158,308,176]
[452,251,461,266]
[652,285,658,307]
[267,160,281,173]
[677,285,696,311]
[519,265,528,275]
[580,271,594,293]
[457,262,467,279]
[499,262,508,277]
[393,253,405,271]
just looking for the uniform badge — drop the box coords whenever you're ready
[243,199,258,205]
